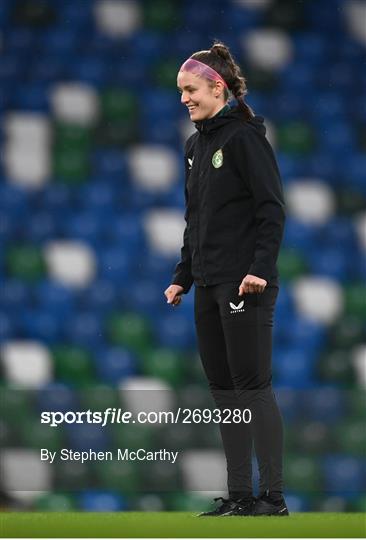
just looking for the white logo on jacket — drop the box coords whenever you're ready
[188,157,194,170]
[229,300,245,314]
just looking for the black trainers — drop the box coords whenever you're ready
[197,497,239,517]
[252,491,289,516]
[222,496,256,516]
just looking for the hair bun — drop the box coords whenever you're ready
[210,42,229,61]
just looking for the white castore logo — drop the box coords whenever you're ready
[188,157,194,170]
[229,300,245,314]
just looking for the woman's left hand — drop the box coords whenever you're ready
[239,274,267,295]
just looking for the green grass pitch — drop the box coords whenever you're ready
[1,512,365,538]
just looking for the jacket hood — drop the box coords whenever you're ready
[194,107,266,136]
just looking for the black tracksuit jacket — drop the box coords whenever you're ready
[171,105,286,293]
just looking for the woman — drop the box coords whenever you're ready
[164,41,288,517]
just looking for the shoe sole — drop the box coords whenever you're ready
[253,508,289,516]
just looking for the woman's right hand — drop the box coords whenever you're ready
[164,284,184,306]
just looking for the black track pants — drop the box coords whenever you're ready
[194,281,284,495]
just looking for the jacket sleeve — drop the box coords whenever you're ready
[171,144,194,294]
[238,126,286,283]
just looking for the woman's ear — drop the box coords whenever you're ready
[215,81,225,98]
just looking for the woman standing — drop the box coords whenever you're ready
[164,41,288,517]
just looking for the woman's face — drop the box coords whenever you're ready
[177,70,226,122]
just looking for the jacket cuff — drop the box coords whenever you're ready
[247,263,272,284]
[171,274,194,294]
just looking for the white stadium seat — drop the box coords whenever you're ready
[0,341,52,387]
[94,0,141,37]
[291,276,344,324]
[128,145,179,191]
[44,240,97,288]
[143,208,186,256]
[50,82,99,126]
[286,179,336,224]
[242,28,293,70]
[180,450,227,491]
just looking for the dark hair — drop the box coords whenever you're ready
[190,39,255,121]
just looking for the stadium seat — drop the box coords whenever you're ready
[139,347,185,387]
[35,492,77,511]
[1,341,52,388]
[37,383,77,413]
[299,387,345,424]
[322,455,366,493]
[107,312,152,356]
[79,490,127,511]
[52,344,95,385]
[95,460,140,491]
[284,454,321,492]
[93,346,137,384]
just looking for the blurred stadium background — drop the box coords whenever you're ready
[0,0,365,514]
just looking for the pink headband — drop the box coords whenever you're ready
[178,58,228,89]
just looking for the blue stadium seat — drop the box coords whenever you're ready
[70,56,108,87]
[34,279,75,317]
[322,455,366,493]
[152,310,196,350]
[91,149,129,180]
[0,311,17,342]
[77,182,116,214]
[63,212,104,247]
[292,33,331,64]
[0,210,19,241]
[286,316,326,352]
[220,5,261,34]
[306,152,340,183]
[122,277,166,317]
[342,154,366,193]
[317,120,356,154]
[0,184,29,218]
[13,83,50,111]
[0,279,30,314]
[37,383,78,413]
[31,56,67,82]
[282,217,319,252]
[40,28,80,53]
[136,251,174,287]
[307,247,349,282]
[21,309,63,343]
[26,211,58,242]
[79,491,127,512]
[140,89,181,121]
[128,31,166,63]
[170,30,207,58]
[66,423,110,452]
[142,118,180,146]
[309,92,346,122]
[300,387,345,423]
[279,63,316,92]
[114,58,147,88]
[273,92,307,120]
[273,347,316,387]
[273,387,299,423]
[93,347,137,384]
[39,184,74,213]
[98,246,133,283]
[104,214,145,251]
[183,1,222,31]
[0,54,25,82]
[283,493,311,512]
[64,311,104,347]
[6,28,35,51]
[79,279,119,313]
